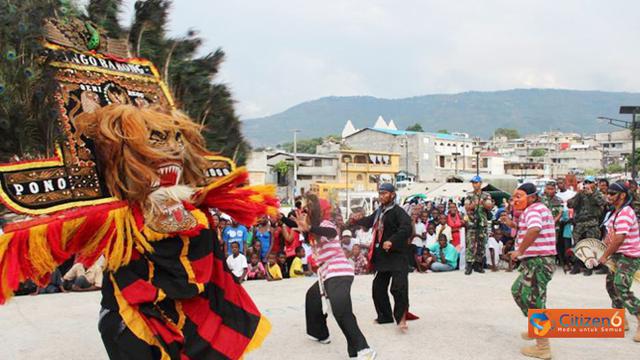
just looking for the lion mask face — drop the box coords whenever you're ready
[73,104,213,204]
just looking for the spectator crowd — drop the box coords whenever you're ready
[12,174,633,294]
[221,175,638,284]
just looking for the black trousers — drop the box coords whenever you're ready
[306,276,369,358]
[99,309,159,360]
[372,270,408,324]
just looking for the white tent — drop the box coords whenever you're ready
[373,115,388,129]
[387,119,398,130]
[341,119,357,138]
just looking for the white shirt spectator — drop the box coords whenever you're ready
[226,253,248,279]
[485,236,502,266]
[435,223,452,244]
[301,242,313,265]
[425,232,437,248]
[355,228,372,248]
[411,221,427,247]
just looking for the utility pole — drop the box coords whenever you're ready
[292,129,300,200]
[599,106,640,179]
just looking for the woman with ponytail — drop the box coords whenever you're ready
[295,193,376,360]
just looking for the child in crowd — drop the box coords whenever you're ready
[486,231,503,272]
[499,238,516,271]
[226,242,248,282]
[425,223,437,248]
[350,244,369,275]
[266,253,282,281]
[246,253,266,280]
[290,246,310,278]
[341,229,355,255]
[277,252,290,279]
[416,248,435,273]
[427,234,459,272]
[411,213,427,256]
[249,240,263,263]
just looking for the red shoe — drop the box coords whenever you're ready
[406,311,420,321]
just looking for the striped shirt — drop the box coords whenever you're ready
[516,202,557,258]
[316,220,354,280]
[606,206,640,258]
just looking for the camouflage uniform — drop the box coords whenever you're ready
[567,190,606,244]
[631,191,640,221]
[465,191,492,264]
[606,254,640,315]
[511,256,556,317]
[540,194,563,231]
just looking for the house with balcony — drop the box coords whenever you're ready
[338,149,400,192]
[265,151,339,202]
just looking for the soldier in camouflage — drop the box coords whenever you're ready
[540,182,565,269]
[567,176,606,276]
[464,175,493,275]
[628,180,640,219]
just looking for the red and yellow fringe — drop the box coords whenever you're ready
[193,167,280,227]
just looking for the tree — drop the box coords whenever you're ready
[436,129,450,134]
[277,134,340,154]
[0,0,81,160]
[406,123,424,132]
[530,149,547,157]
[605,163,624,174]
[87,0,123,38]
[494,128,520,139]
[125,0,250,163]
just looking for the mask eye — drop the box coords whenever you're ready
[150,130,167,141]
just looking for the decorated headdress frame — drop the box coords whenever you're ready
[0,18,234,216]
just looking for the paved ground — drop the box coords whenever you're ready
[0,270,638,359]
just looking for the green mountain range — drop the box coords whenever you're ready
[242,89,640,146]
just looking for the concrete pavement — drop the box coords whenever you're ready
[0,270,638,359]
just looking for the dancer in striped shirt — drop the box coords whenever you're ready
[501,183,556,359]
[296,194,376,360]
[599,181,640,342]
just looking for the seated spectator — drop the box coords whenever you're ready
[354,225,372,252]
[226,242,248,282]
[36,269,65,294]
[340,229,355,255]
[416,249,435,273]
[301,241,313,272]
[266,253,283,281]
[428,234,459,272]
[499,238,516,272]
[248,240,264,262]
[486,232,503,272]
[277,252,290,279]
[411,213,427,256]
[350,244,369,275]
[63,256,105,291]
[247,253,266,280]
[290,245,311,278]
[435,214,452,246]
[424,223,437,248]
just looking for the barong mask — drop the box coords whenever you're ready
[73,105,212,233]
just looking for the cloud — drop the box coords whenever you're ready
[115,0,640,118]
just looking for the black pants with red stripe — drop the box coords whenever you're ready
[99,309,159,360]
[305,276,369,357]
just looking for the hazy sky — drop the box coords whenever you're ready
[116,0,640,119]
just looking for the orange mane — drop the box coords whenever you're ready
[73,104,213,203]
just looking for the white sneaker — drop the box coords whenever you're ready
[307,335,331,344]
[357,348,377,360]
